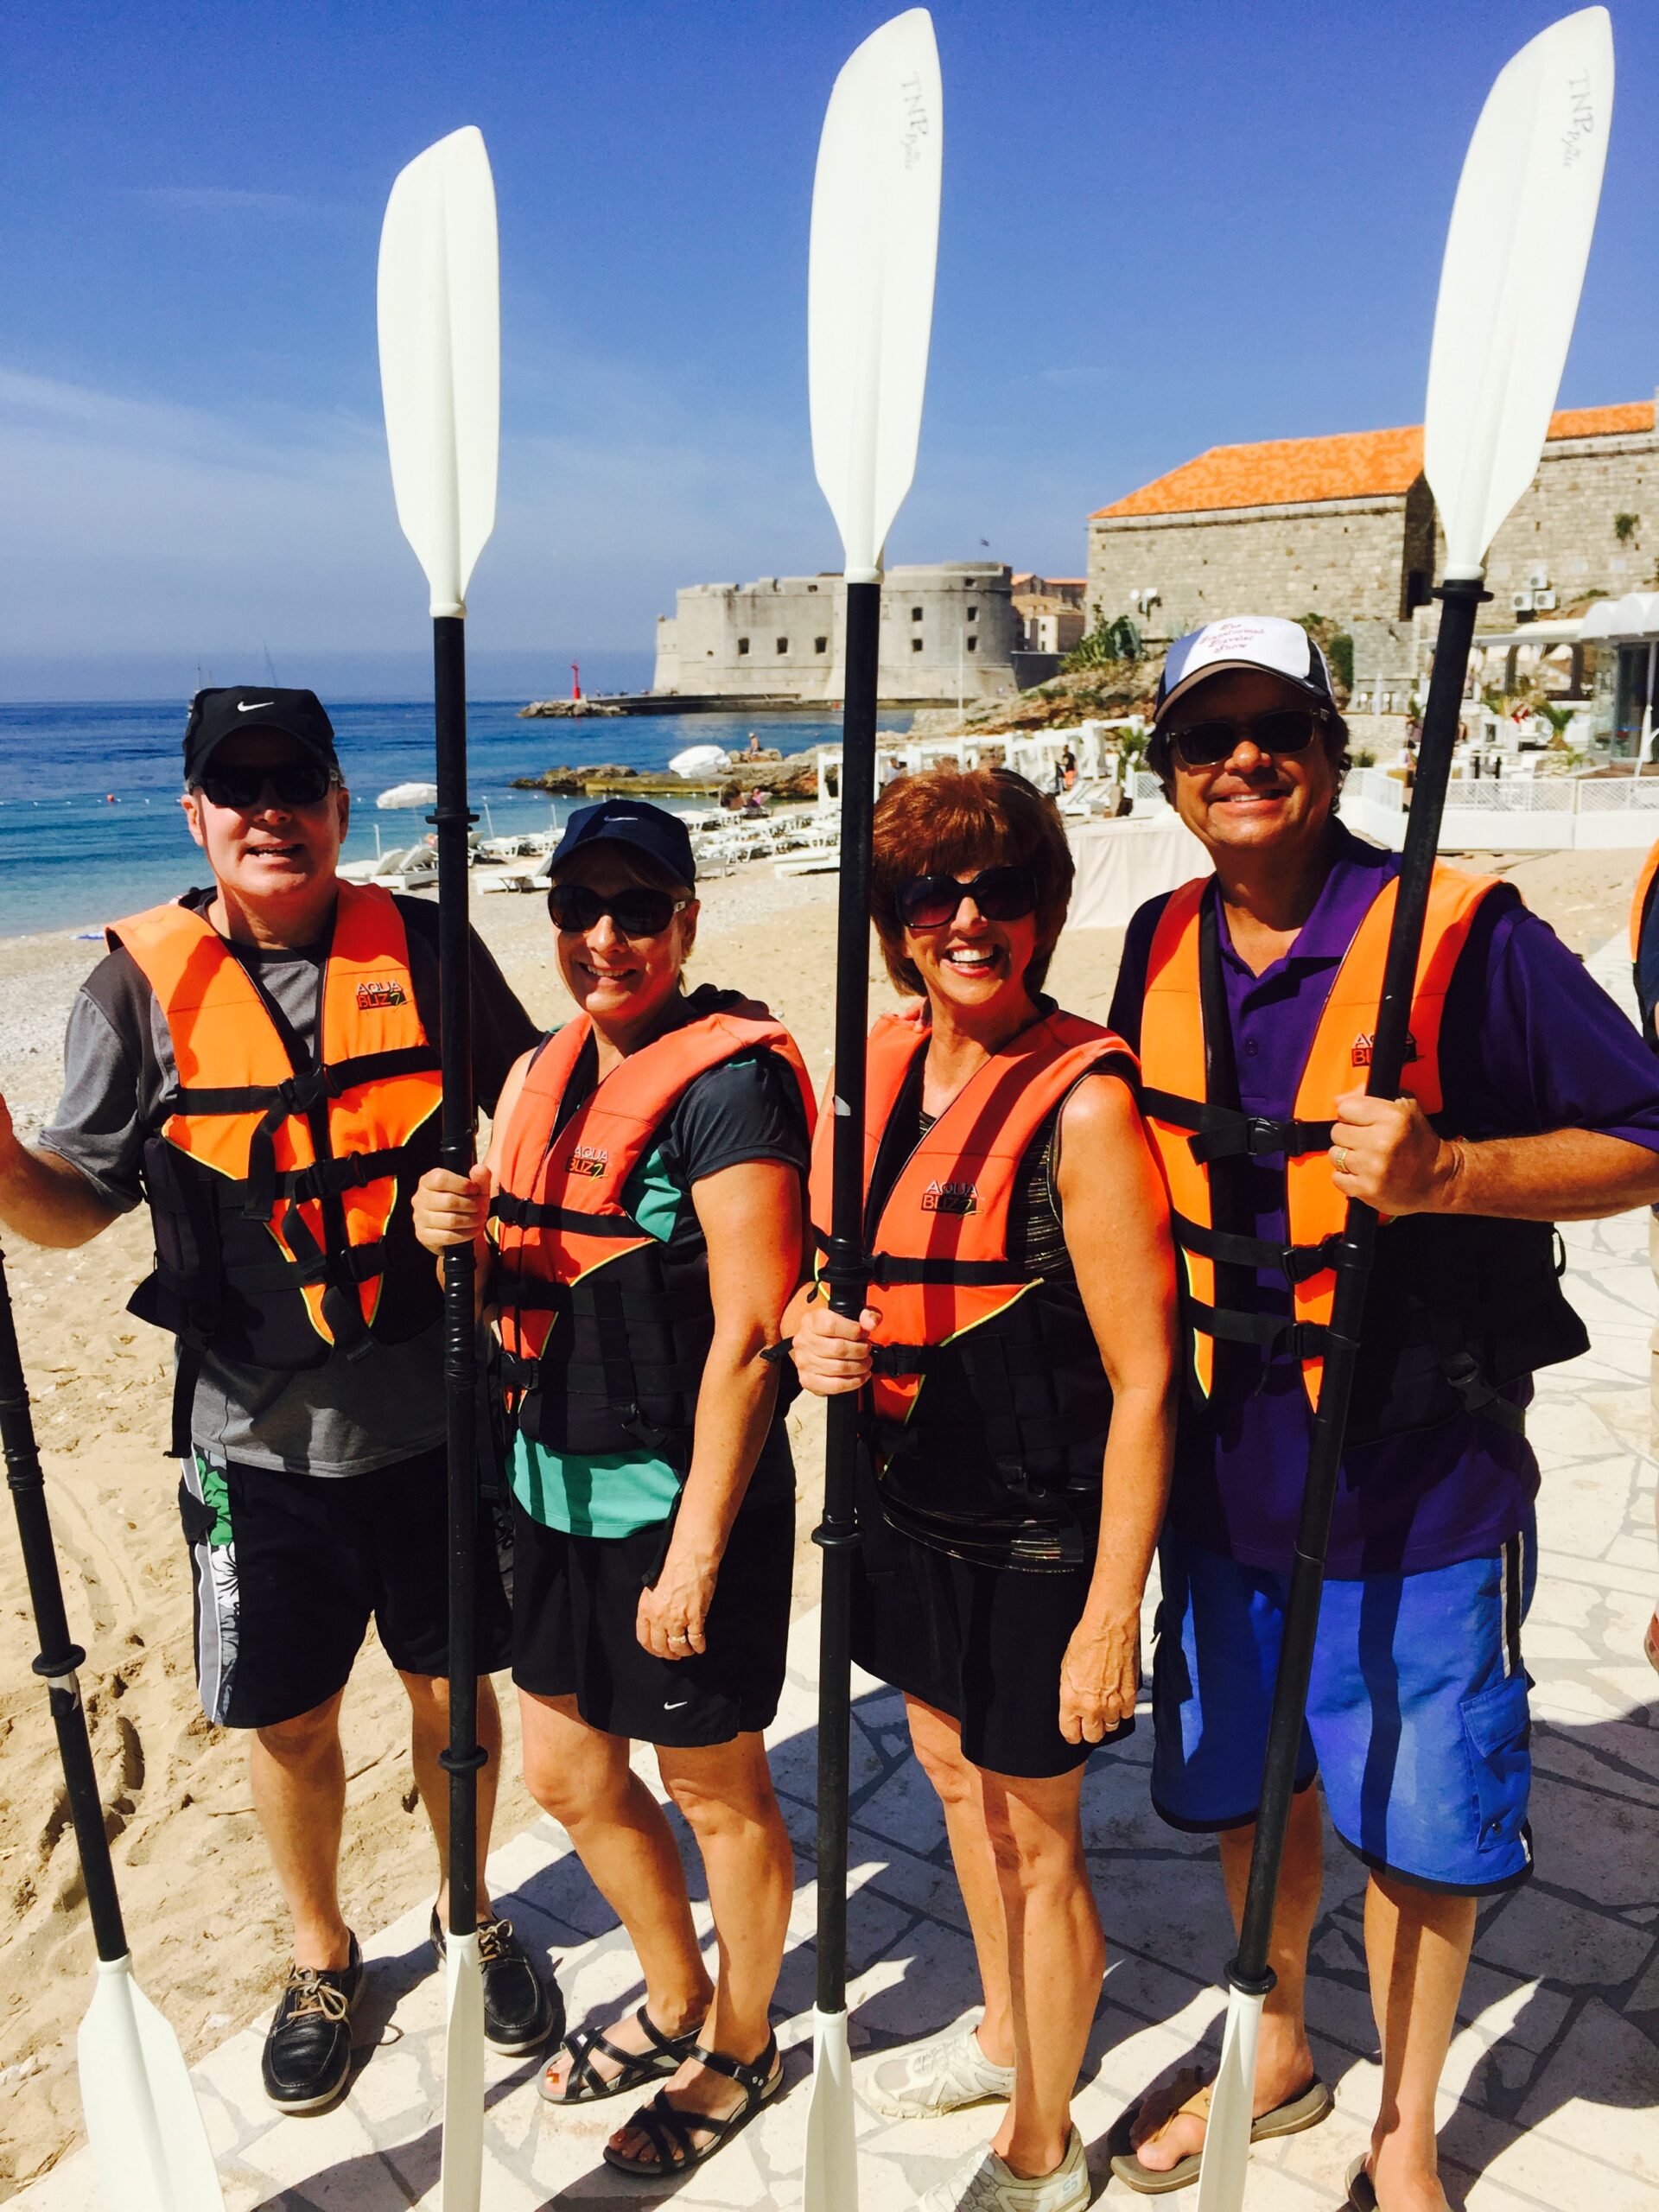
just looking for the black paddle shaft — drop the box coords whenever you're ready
[0,1246,130,1965]
[813,577,881,2017]
[1229,575,1488,1997]
[431,613,486,1943]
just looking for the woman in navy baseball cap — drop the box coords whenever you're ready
[414,797,814,2177]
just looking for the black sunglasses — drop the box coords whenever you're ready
[547,883,690,938]
[196,761,337,810]
[897,865,1039,931]
[1166,708,1326,769]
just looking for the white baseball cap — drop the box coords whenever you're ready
[1153,615,1338,728]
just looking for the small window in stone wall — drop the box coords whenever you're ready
[911,637,924,652]
[967,607,977,620]
[777,637,790,653]
[737,638,750,655]
[911,606,924,620]
[815,636,828,654]
[967,637,977,652]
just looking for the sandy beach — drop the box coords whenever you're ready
[0,832,1647,2194]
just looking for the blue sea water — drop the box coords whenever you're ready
[0,699,897,938]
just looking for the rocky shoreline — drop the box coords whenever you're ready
[510,748,824,799]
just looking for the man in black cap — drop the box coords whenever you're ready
[0,687,560,2113]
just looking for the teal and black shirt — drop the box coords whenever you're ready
[508,1002,810,1538]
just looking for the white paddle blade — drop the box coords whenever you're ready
[1424,7,1612,577]
[808,10,942,582]
[803,2005,859,2212]
[79,1958,225,2212]
[1193,1985,1263,2212]
[378,125,500,619]
[439,1933,485,2212]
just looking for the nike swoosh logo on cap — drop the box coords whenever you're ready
[238,700,276,712]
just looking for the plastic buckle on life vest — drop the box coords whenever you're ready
[1281,1234,1342,1286]
[1243,1116,1293,1156]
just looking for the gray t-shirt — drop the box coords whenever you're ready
[39,887,537,1477]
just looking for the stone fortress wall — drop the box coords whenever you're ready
[652,562,1018,702]
[1086,401,1658,655]
[1087,491,1427,645]
[1482,421,1656,611]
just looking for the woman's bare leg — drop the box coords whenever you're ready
[982,1761,1101,2179]
[906,1696,1016,2066]
[608,1731,793,2155]
[520,1689,713,2091]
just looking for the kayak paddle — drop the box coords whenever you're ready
[376,123,500,2212]
[0,1246,225,2212]
[804,15,941,2211]
[1194,12,1613,2209]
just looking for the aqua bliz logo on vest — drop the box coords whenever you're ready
[564,1144,608,1179]
[356,978,408,1010]
[921,1178,978,1216]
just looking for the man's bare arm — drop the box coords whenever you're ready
[1331,1090,1659,1222]
[0,1096,123,1247]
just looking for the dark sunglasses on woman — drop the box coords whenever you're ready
[196,762,337,810]
[897,864,1039,931]
[547,883,690,938]
[1166,707,1326,769]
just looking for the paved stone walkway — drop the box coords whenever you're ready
[16,943,1659,2210]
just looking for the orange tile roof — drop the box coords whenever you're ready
[1093,402,1654,520]
[1547,400,1653,440]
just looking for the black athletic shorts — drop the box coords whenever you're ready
[849,1465,1133,1780]
[178,1444,512,1730]
[511,1495,794,1746]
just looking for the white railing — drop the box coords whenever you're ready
[1344,766,1659,816]
[1122,766,1659,850]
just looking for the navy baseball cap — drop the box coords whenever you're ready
[183,686,340,785]
[551,798,697,887]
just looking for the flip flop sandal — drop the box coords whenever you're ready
[602,2033,784,2177]
[538,2001,704,2105]
[1345,2154,1379,2209]
[1109,2066,1333,2194]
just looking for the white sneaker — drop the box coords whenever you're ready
[918,2126,1091,2212]
[868,2021,1016,2120]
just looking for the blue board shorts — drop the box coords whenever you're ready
[1151,1516,1536,1894]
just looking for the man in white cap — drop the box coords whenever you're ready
[1105,618,1659,2209]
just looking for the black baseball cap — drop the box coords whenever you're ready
[550,798,697,887]
[183,686,340,786]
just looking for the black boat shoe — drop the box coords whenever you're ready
[261,1932,364,2113]
[429,1909,563,2056]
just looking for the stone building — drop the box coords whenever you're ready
[1086,399,1657,653]
[1011,573,1089,655]
[651,562,1019,703]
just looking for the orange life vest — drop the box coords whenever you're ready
[492,988,815,1462]
[1137,865,1586,1440]
[110,883,443,1452]
[808,1003,1136,1555]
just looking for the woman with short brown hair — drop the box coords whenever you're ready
[788,767,1178,2212]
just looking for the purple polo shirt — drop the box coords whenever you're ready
[1110,823,1659,1577]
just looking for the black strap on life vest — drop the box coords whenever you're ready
[865,1252,1027,1287]
[1140,1088,1336,1164]
[1171,1210,1344,1286]
[490,1192,645,1237]
[171,1043,439,1221]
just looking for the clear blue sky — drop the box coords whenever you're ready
[3,1,1655,699]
